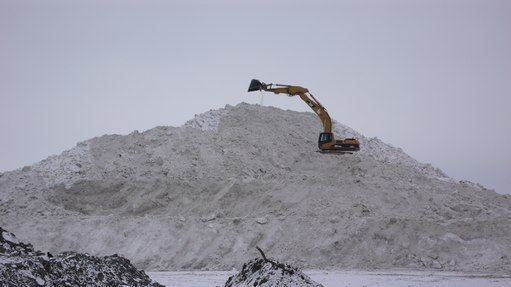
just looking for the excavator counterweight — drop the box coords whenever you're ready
[247,79,360,153]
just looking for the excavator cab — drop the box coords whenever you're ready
[318,132,360,153]
[318,132,333,148]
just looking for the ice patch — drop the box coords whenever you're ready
[2,231,19,244]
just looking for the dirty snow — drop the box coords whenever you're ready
[0,227,162,287]
[0,103,510,273]
[224,257,321,287]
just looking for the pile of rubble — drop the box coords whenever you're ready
[0,227,162,287]
[225,248,322,287]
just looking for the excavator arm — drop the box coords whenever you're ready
[248,80,333,133]
[248,79,360,153]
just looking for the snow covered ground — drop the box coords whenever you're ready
[148,270,511,287]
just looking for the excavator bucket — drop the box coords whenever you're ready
[248,79,263,92]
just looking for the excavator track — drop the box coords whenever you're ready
[318,150,354,154]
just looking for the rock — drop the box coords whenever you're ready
[201,214,217,222]
[255,217,268,225]
[431,260,443,269]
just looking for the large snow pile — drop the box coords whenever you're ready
[1,103,510,273]
[225,256,322,287]
[0,227,162,287]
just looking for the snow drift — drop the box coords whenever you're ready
[0,103,510,272]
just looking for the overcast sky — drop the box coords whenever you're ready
[1,0,510,194]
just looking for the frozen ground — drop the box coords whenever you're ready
[1,103,510,272]
[148,270,511,287]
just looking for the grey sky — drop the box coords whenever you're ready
[1,0,510,193]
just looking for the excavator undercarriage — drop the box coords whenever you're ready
[248,79,360,154]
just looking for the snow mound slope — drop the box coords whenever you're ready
[225,257,322,287]
[0,227,162,287]
[185,106,230,132]
[186,105,447,179]
[1,103,510,273]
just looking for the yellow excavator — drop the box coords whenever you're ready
[248,79,360,153]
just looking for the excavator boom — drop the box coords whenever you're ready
[247,79,360,153]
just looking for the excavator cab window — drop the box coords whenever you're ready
[318,132,333,148]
